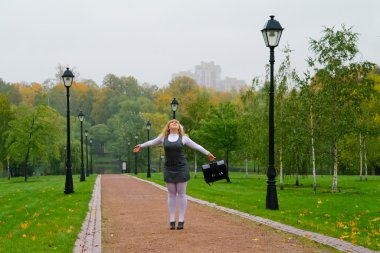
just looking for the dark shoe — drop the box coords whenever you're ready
[170,221,175,230]
[177,221,184,230]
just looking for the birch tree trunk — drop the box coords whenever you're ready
[280,147,284,190]
[245,154,248,177]
[194,152,198,178]
[332,141,338,192]
[359,132,363,181]
[364,140,368,181]
[310,105,317,193]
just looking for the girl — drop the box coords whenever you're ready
[133,119,215,230]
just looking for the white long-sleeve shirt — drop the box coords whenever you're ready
[140,133,209,156]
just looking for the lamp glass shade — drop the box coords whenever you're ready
[78,111,85,122]
[62,68,74,87]
[171,98,179,112]
[63,77,73,87]
[85,130,88,136]
[146,121,151,130]
[262,30,282,47]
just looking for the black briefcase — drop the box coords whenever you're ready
[201,160,231,185]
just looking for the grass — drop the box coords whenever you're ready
[0,175,96,253]
[136,172,380,251]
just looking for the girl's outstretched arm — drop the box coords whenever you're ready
[183,136,215,160]
[133,135,163,153]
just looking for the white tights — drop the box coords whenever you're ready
[166,181,188,222]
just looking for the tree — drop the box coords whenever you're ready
[91,88,121,124]
[103,74,124,91]
[181,89,212,134]
[71,82,95,124]
[17,82,44,106]
[275,46,302,189]
[193,102,239,169]
[5,104,63,181]
[298,78,321,193]
[0,94,14,175]
[155,76,200,118]
[308,25,375,192]
[0,78,10,93]
[103,74,142,97]
[239,78,268,174]
[90,124,112,154]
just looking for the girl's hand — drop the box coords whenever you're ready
[208,152,216,161]
[133,145,142,153]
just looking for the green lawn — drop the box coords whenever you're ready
[137,172,380,251]
[0,175,96,253]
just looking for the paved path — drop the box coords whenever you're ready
[74,175,377,253]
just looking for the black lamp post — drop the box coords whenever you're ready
[146,121,151,178]
[134,135,138,174]
[127,141,131,173]
[89,138,93,174]
[85,130,89,177]
[78,111,86,182]
[63,68,75,194]
[261,15,283,210]
[171,98,179,119]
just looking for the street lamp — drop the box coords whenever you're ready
[63,68,75,194]
[78,111,85,182]
[127,141,131,173]
[85,130,89,177]
[261,15,283,210]
[89,138,93,174]
[134,135,138,174]
[171,98,179,119]
[146,121,151,178]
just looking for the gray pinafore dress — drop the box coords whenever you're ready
[163,135,190,183]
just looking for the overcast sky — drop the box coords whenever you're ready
[0,0,379,87]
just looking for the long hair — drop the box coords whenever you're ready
[160,119,186,138]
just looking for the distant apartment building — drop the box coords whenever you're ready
[194,61,221,90]
[220,77,247,92]
[172,61,246,92]
[171,70,194,80]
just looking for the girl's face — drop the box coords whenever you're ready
[168,120,180,131]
